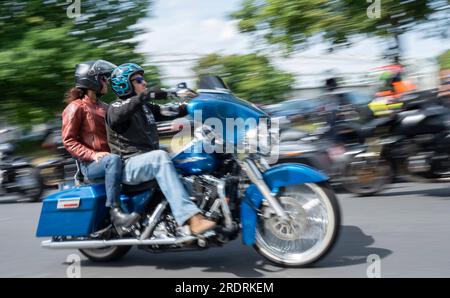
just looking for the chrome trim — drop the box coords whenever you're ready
[41,235,197,249]
[200,175,233,228]
[140,201,168,240]
[197,89,230,94]
[206,199,221,218]
[241,159,288,220]
[174,157,208,164]
[217,180,233,229]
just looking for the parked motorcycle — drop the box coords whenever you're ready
[36,76,341,267]
[37,127,78,190]
[0,129,44,201]
[371,92,450,182]
[273,123,393,196]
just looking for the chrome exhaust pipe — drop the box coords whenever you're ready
[41,235,197,249]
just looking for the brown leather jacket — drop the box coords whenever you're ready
[61,98,110,162]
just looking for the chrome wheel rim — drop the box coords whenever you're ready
[256,183,336,265]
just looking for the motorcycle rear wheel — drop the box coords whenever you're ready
[79,246,131,262]
[254,183,340,267]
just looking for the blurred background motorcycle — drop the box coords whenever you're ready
[0,128,44,202]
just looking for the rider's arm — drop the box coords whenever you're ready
[61,103,96,162]
[106,94,145,129]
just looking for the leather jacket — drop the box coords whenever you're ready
[106,93,187,160]
[61,99,110,161]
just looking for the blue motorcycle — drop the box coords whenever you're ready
[36,76,340,267]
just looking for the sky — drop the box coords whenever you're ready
[134,0,449,88]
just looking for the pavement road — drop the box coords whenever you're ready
[0,182,449,278]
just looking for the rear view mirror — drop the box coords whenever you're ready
[177,82,187,89]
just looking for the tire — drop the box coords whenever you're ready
[16,166,44,202]
[342,156,393,196]
[254,183,340,267]
[39,164,65,188]
[79,246,131,262]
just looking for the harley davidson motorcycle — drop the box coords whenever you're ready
[37,125,78,190]
[36,76,340,267]
[369,92,450,182]
[0,128,44,201]
[273,121,393,196]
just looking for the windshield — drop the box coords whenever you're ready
[197,76,230,91]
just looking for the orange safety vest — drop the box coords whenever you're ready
[376,81,416,98]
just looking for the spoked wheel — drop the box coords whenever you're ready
[254,183,340,267]
[342,156,393,196]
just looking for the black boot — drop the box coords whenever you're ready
[110,207,140,236]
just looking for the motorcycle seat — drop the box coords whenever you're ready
[74,159,157,195]
[122,180,157,195]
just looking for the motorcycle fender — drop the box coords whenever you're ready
[241,163,328,245]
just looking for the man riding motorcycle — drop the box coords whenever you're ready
[106,63,216,235]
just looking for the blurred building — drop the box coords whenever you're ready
[145,53,440,100]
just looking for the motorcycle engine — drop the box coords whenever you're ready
[182,175,221,217]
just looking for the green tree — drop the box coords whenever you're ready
[0,0,159,126]
[231,0,449,59]
[438,49,450,70]
[193,53,295,104]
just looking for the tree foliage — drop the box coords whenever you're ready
[438,49,450,70]
[231,0,449,58]
[193,53,295,104]
[0,0,158,125]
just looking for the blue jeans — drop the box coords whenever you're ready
[122,150,200,226]
[80,154,123,207]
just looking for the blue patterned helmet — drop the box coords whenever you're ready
[110,63,144,98]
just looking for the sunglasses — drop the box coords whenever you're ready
[131,76,146,84]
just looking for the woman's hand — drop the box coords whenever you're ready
[93,152,110,163]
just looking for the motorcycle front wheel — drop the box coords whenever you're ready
[342,156,393,196]
[254,183,340,267]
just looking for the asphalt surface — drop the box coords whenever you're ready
[0,181,450,278]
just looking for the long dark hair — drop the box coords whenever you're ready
[65,87,86,104]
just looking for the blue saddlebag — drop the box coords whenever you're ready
[36,184,108,237]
